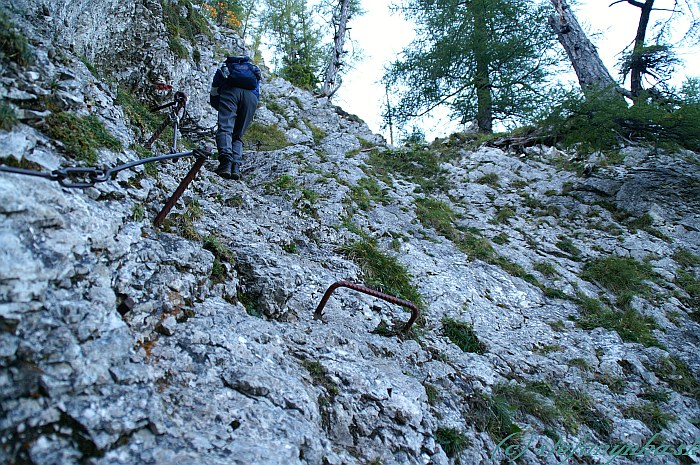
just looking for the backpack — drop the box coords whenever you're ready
[209,56,261,110]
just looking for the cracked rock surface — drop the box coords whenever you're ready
[1,1,699,464]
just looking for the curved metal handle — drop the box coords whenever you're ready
[314,281,420,333]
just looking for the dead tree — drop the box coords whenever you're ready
[549,0,629,100]
[321,0,352,98]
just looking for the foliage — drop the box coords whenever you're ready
[0,11,33,67]
[0,101,17,131]
[366,147,448,192]
[202,1,242,29]
[339,237,423,308]
[435,427,470,460]
[540,88,700,153]
[44,112,122,165]
[116,87,164,135]
[624,402,676,431]
[575,293,661,347]
[244,122,290,150]
[162,0,212,59]
[649,356,700,402]
[414,197,457,236]
[384,0,559,132]
[581,255,655,297]
[442,317,486,354]
[261,0,325,89]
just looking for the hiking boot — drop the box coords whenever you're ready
[215,158,233,179]
[230,163,241,181]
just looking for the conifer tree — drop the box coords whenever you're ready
[384,0,558,133]
[261,0,325,89]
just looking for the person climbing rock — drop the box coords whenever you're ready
[209,55,261,180]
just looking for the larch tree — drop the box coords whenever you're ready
[261,0,326,89]
[384,0,559,133]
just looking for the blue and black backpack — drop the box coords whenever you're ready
[209,56,262,110]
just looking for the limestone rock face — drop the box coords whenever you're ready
[1,1,699,465]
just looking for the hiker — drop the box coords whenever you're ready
[209,55,262,180]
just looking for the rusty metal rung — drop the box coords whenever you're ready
[314,281,419,333]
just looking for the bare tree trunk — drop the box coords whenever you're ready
[322,0,351,97]
[549,0,627,100]
[624,0,655,97]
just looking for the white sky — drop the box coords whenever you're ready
[329,0,700,143]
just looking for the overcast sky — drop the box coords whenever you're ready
[330,0,700,143]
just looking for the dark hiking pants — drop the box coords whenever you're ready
[216,86,258,164]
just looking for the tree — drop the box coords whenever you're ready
[548,0,626,100]
[261,0,326,89]
[384,0,559,133]
[320,0,363,98]
[612,0,699,98]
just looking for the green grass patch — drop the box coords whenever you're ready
[349,177,388,210]
[366,147,448,192]
[555,237,582,259]
[442,317,486,354]
[534,261,558,279]
[435,427,470,460]
[264,174,298,195]
[581,255,655,296]
[493,206,516,224]
[203,234,236,284]
[0,101,17,131]
[44,112,122,165]
[575,293,661,347]
[414,197,457,237]
[339,237,423,308]
[624,403,676,430]
[117,87,164,135]
[555,388,612,436]
[674,249,700,268]
[476,172,500,187]
[0,11,33,67]
[162,0,212,59]
[301,360,339,398]
[245,122,290,151]
[650,356,700,402]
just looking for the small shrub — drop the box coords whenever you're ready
[442,317,486,354]
[0,102,17,131]
[131,204,145,221]
[44,112,122,164]
[162,0,212,59]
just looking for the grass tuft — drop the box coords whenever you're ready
[442,317,486,354]
[44,112,122,165]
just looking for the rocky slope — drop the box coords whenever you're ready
[1,1,699,464]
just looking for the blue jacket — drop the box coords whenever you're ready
[209,56,261,109]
